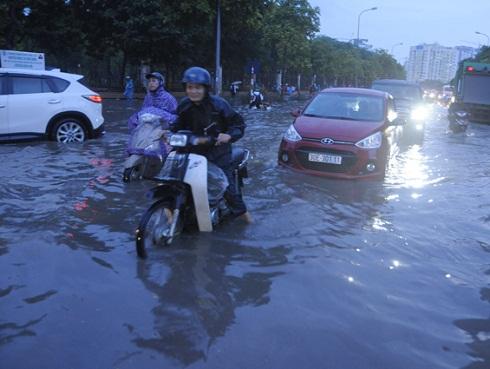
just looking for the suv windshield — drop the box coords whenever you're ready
[303,92,384,122]
[372,83,422,100]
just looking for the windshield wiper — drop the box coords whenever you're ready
[325,116,358,121]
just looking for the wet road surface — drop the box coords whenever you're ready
[1,99,490,369]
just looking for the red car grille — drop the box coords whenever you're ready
[296,148,358,173]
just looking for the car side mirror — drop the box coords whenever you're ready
[290,108,301,117]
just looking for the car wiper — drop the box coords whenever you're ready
[326,116,358,121]
[303,114,361,121]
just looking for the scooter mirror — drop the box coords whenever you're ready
[291,109,301,118]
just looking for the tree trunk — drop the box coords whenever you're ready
[120,51,127,90]
[276,70,282,95]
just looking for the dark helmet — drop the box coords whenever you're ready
[145,72,165,87]
[182,67,211,87]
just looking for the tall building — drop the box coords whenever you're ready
[405,43,477,83]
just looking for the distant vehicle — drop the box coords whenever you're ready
[278,88,404,180]
[442,85,454,98]
[451,61,490,123]
[0,68,104,143]
[439,85,454,107]
[371,79,428,144]
[448,109,469,133]
[423,89,439,104]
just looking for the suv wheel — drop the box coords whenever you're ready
[53,118,87,143]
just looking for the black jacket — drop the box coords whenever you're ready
[172,95,245,160]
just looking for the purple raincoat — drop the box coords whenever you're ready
[127,86,178,157]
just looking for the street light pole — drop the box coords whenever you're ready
[215,0,222,95]
[475,31,489,46]
[356,7,377,47]
[391,42,403,55]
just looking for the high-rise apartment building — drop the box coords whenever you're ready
[405,43,477,83]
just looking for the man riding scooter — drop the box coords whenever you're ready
[124,72,178,182]
[171,66,252,223]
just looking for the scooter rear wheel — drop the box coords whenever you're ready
[136,199,180,258]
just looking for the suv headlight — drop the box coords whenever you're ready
[169,134,188,147]
[410,106,429,121]
[283,124,302,142]
[355,131,382,149]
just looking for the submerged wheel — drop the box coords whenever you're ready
[123,166,142,183]
[53,118,87,143]
[135,199,182,258]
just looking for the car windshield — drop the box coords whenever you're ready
[303,92,384,122]
[372,83,422,100]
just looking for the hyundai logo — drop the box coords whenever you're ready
[321,138,335,145]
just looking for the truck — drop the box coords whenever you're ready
[451,61,490,123]
[371,79,427,144]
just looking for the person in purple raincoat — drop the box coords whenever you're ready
[127,72,178,158]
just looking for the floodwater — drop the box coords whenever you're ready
[1,98,489,369]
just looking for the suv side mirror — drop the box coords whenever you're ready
[290,108,301,117]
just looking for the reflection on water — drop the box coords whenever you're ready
[454,277,490,369]
[134,239,287,365]
[0,101,489,368]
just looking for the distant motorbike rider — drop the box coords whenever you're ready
[249,88,264,109]
[230,83,239,96]
[123,76,134,100]
[127,72,178,157]
[171,66,252,223]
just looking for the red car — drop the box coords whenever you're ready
[278,88,403,179]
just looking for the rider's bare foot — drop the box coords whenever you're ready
[239,211,253,224]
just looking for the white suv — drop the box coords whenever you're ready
[0,68,104,143]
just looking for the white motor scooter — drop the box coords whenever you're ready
[135,128,249,258]
[123,113,169,182]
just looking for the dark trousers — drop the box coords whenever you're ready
[208,151,247,216]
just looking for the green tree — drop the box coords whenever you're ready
[262,0,319,80]
[0,1,29,49]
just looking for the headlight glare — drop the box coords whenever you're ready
[410,106,429,121]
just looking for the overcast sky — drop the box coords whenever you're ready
[309,0,490,63]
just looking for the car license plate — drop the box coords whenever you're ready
[308,152,342,165]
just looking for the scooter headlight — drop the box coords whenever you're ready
[169,134,188,147]
[139,113,161,124]
[355,131,382,149]
[283,124,302,142]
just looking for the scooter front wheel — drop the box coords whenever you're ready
[136,199,181,258]
[123,166,142,183]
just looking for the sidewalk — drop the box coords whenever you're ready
[98,91,176,100]
[99,90,310,101]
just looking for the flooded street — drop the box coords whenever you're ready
[1,98,490,369]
